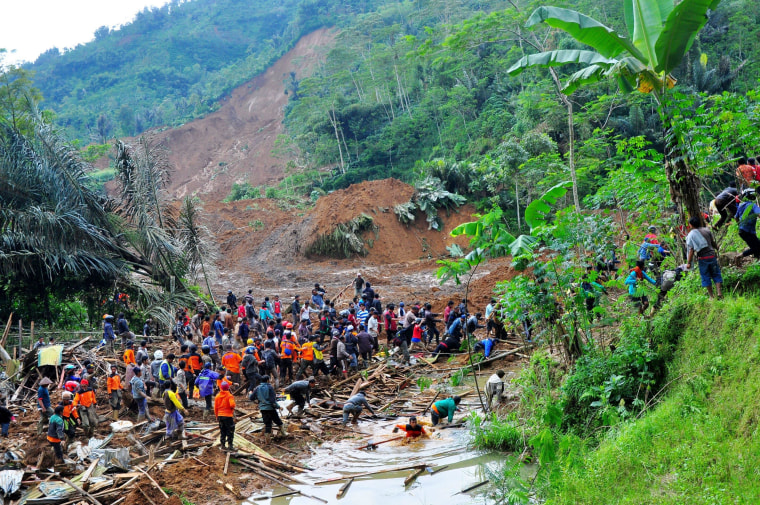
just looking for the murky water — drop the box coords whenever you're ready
[245,419,504,505]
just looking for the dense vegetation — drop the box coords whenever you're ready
[23,0,389,142]
[3,1,760,501]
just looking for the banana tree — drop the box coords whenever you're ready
[507,0,722,223]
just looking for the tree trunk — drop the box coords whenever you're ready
[566,100,580,211]
[665,156,702,224]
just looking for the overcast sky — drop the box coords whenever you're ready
[1,0,171,65]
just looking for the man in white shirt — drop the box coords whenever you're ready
[485,370,506,410]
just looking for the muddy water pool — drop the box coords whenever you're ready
[245,418,505,505]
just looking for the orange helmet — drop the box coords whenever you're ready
[285,322,293,329]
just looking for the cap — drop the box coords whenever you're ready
[81,379,89,386]
[399,302,405,306]
[648,225,656,232]
[228,290,232,293]
[204,362,212,369]
[285,322,293,329]
[220,381,230,391]
[247,338,254,345]
[40,377,53,386]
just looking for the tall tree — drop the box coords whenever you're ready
[507,0,722,222]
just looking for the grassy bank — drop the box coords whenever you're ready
[484,267,760,504]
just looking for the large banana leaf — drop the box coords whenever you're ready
[507,50,616,76]
[655,0,721,73]
[524,181,572,232]
[562,64,610,95]
[629,0,672,66]
[526,6,645,62]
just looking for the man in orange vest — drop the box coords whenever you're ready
[214,382,236,451]
[279,334,299,383]
[73,379,98,436]
[123,341,136,367]
[221,345,242,385]
[295,337,316,380]
[107,364,123,421]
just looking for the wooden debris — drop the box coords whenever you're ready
[336,477,354,498]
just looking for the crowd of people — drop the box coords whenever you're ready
[38,275,501,464]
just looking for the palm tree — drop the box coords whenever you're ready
[508,0,722,222]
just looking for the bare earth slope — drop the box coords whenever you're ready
[149,28,336,198]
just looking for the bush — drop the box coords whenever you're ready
[470,413,525,452]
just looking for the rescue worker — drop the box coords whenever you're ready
[130,367,153,423]
[47,405,66,464]
[241,346,262,394]
[279,333,298,383]
[195,362,221,419]
[215,381,236,451]
[103,314,116,354]
[251,375,284,442]
[107,364,123,421]
[59,391,80,441]
[283,377,315,417]
[186,344,203,380]
[163,382,188,439]
[295,336,316,379]
[158,353,177,395]
[430,396,460,426]
[342,391,375,425]
[221,345,242,385]
[73,379,99,436]
[392,416,427,438]
[37,377,54,435]
[485,370,505,410]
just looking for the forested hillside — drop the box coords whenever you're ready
[25,0,377,141]
[282,0,759,199]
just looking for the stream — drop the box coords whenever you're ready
[244,378,514,505]
[245,421,502,505]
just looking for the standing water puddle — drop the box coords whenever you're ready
[245,419,504,505]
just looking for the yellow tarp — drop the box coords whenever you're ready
[37,344,64,367]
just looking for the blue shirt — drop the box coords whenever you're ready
[213,320,224,342]
[37,386,51,409]
[736,201,760,234]
[203,335,218,355]
[103,322,115,340]
[259,308,272,321]
[311,294,324,309]
[356,309,369,325]
[625,268,656,295]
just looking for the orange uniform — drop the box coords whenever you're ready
[214,390,236,418]
[107,375,122,393]
[221,352,242,374]
[280,338,300,361]
[201,321,211,337]
[187,354,202,373]
[123,349,136,366]
[73,390,97,408]
[300,342,315,361]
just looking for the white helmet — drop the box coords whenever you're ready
[154,350,164,360]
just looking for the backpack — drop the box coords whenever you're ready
[661,270,677,292]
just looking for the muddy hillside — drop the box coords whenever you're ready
[201,178,519,315]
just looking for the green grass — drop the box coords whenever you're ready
[543,296,760,504]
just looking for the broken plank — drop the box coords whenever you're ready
[336,477,354,499]
[404,468,426,487]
